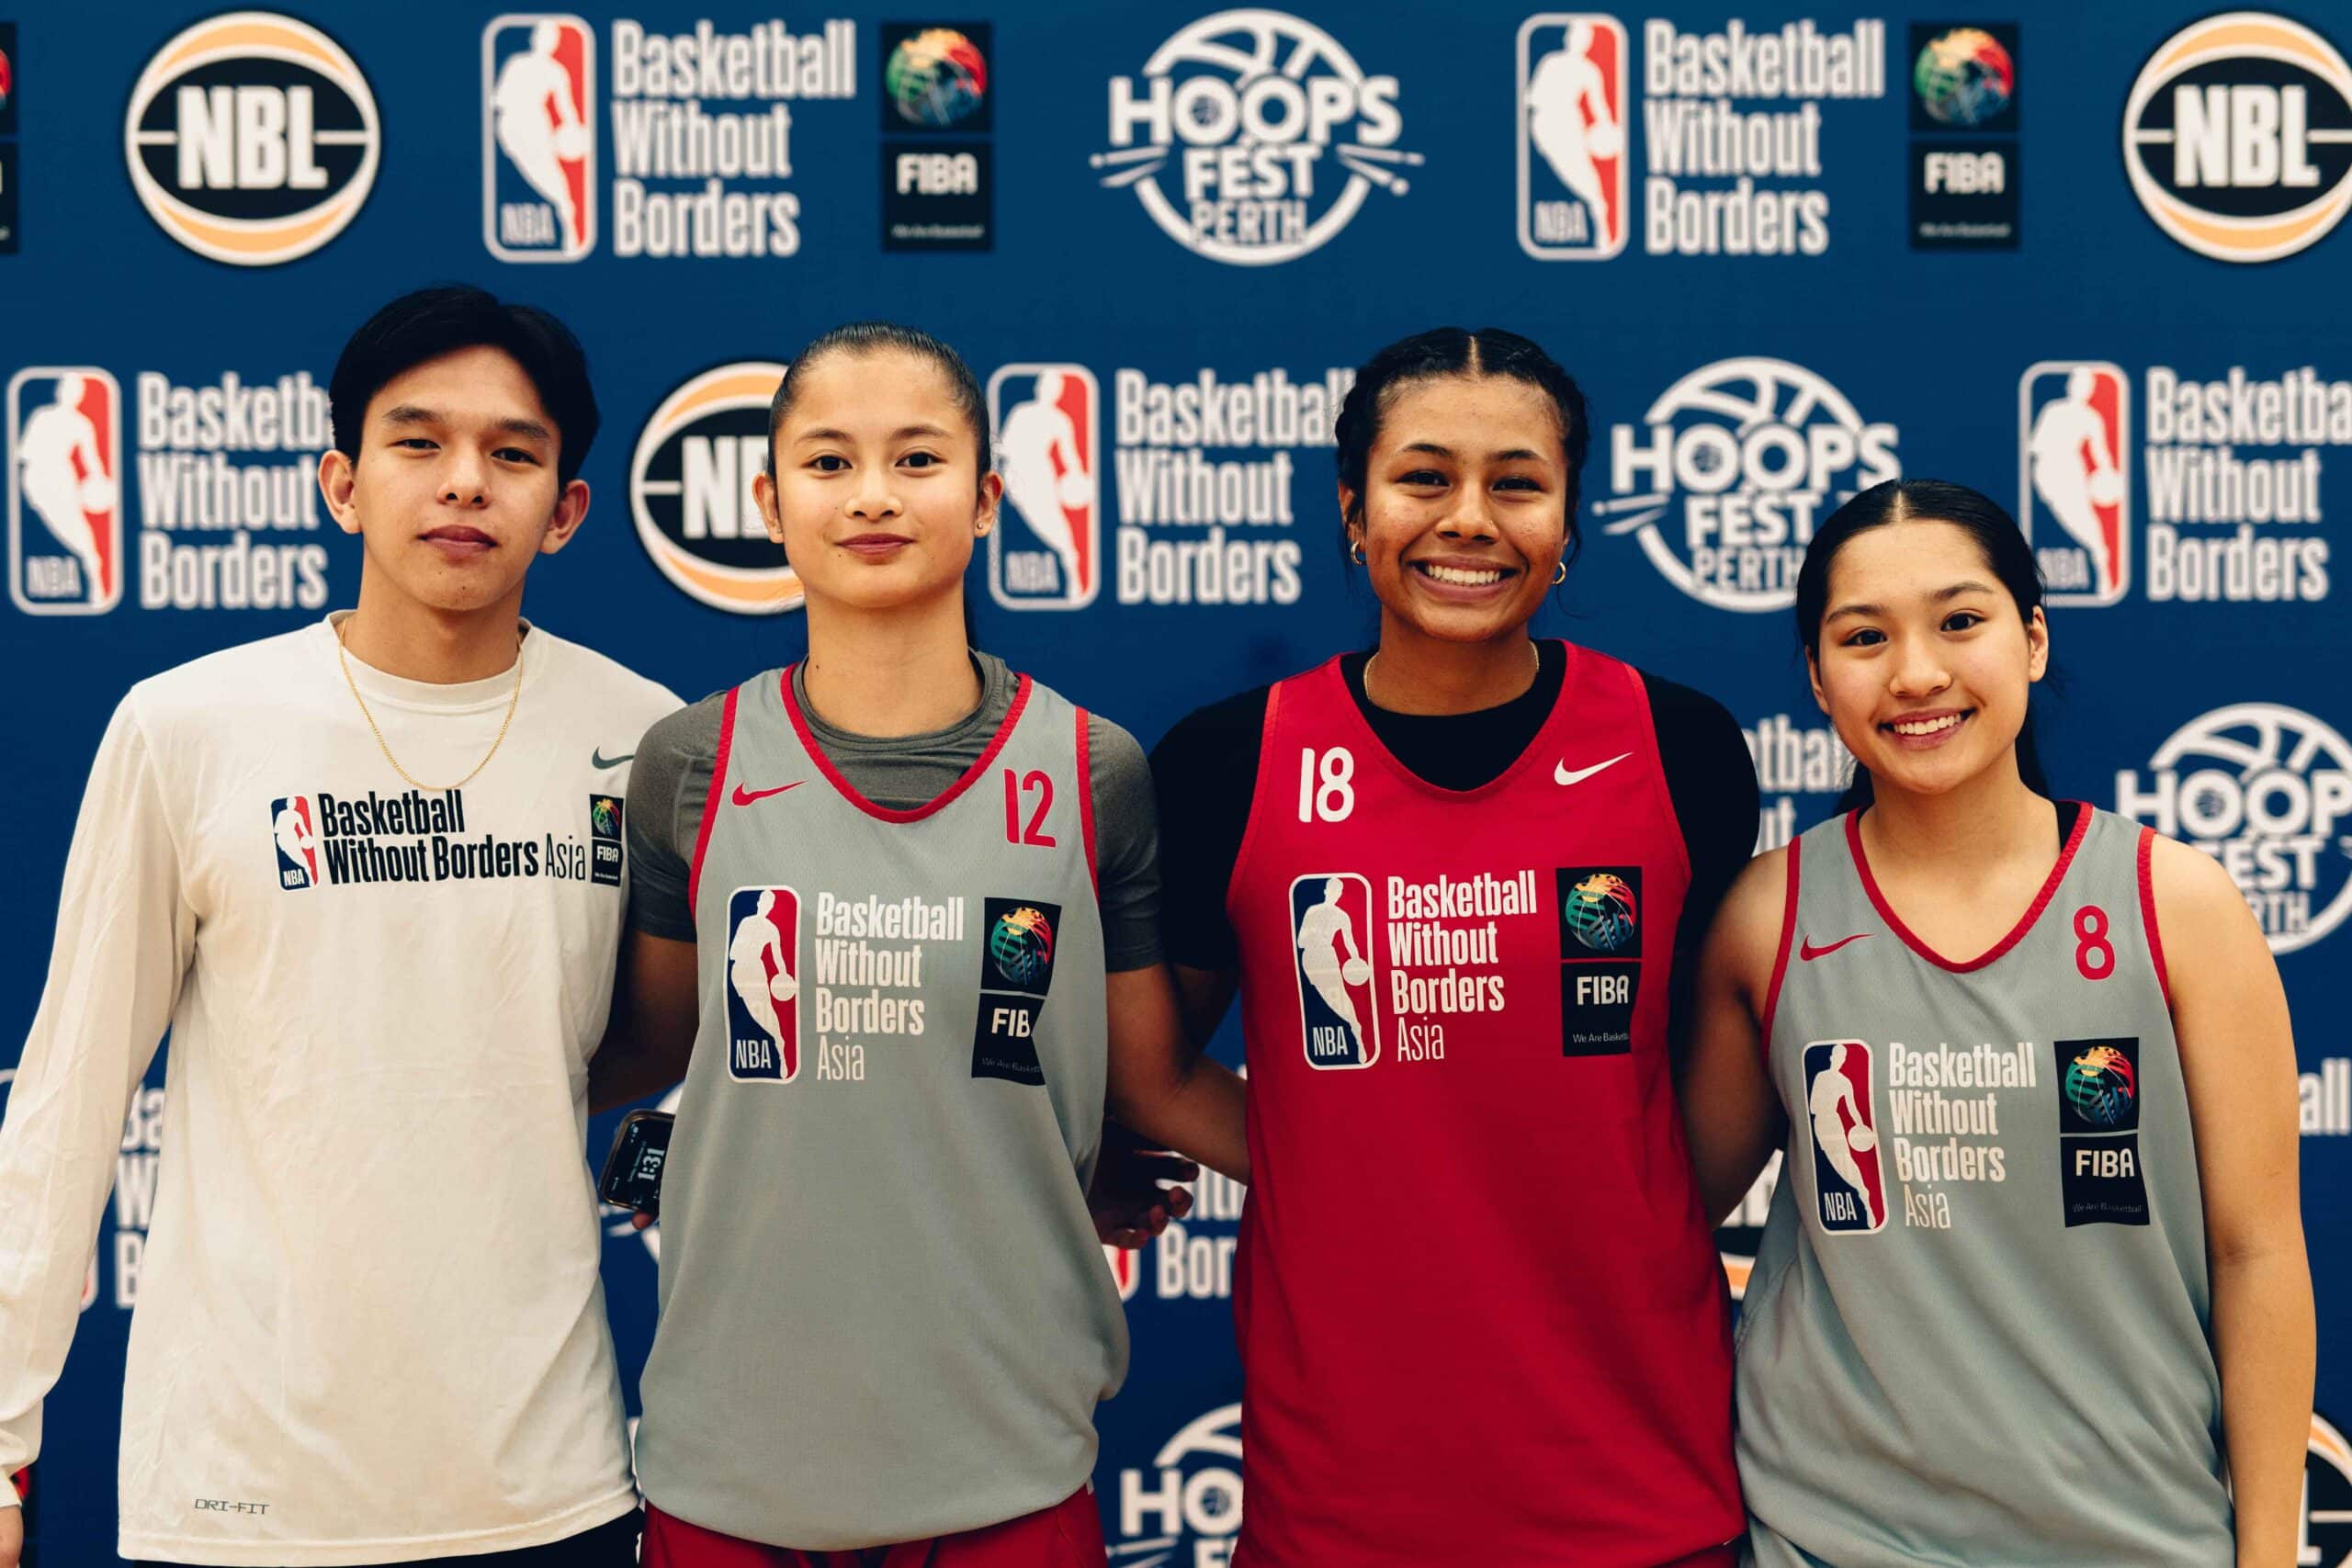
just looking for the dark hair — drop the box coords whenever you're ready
[763,321,990,485]
[1794,478,2052,810]
[329,285,599,488]
[1331,326,1591,569]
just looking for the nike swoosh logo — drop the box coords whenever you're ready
[592,750,635,769]
[1554,752,1631,787]
[1799,933,1871,962]
[731,781,802,806]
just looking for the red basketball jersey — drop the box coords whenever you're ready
[1225,644,1740,1565]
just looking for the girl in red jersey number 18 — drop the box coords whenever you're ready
[1150,328,1753,1567]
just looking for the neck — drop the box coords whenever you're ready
[799,591,978,738]
[339,566,526,682]
[1860,755,2054,873]
[1365,617,1538,716]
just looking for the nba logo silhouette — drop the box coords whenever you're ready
[482,16,596,262]
[269,795,321,891]
[1518,15,1629,260]
[1103,1243,1142,1303]
[1288,874,1380,1069]
[1801,1041,1886,1234]
[725,886,800,1083]
[2018,362,2131,606]
[7,367,122,615]
[986,365,1100,611]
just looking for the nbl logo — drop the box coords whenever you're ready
[1288,874,1379,1069]
[2307,1411,2352,1568]
[2019,362,2132,606]
[7,368,121,615]
[987,365,1100,610]
[123,12,380,265]
[1801,1040,1886,1234]
[630,363,802,615]
[1517,15,1629,260]
[268,795,319,890]
[482,16,596,262]
[725,886,800,1083]
[2123,12,2352,265]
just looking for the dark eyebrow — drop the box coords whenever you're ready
[1825,581,1999,625]
[378,404,440,427]
[1824,603,1878,625]
[794,423,954,445]
[1397,441,1548,462]
[1933,580,1997,602]
[494,417,554,444]
[378,406,552,445]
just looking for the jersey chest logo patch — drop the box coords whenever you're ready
[1556,865,1641,1055]
[588,794,623,886]
[726,886,801,1083]
[1289,874,1381,1068]
[974,897,1061,1086]
[1802,1040,1888,1234]
[269,795,320,890]
[2054,1037,2149,1225]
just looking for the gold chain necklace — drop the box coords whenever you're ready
[335,618,526,792]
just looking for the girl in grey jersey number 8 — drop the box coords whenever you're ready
[1676,479,2312,1567]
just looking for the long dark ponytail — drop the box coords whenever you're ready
[1793,479,2052,813]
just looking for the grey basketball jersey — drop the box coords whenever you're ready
[1739,807,2230,1567]
[633,666,1124,1551]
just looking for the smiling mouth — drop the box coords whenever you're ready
[1409,561,1516,588]
[1882,709,1973,739]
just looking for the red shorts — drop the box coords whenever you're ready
[642,1489,1105,1568]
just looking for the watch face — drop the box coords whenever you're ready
[602,1113,673,1212]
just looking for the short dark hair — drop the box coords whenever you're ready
[763,321,990,484]
[1793,478,2052,809]
[329,285,600,488]
[1332,326,1592,569]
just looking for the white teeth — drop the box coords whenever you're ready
[1893,714,1962,736]
[1421,563,1504,586]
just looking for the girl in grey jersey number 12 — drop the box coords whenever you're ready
[1676,479,2312,1567]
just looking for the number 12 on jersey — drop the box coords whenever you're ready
[1298,747,1355,822]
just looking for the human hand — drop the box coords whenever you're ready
[1091,1122,1198,1249]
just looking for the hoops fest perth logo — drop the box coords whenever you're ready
[631,362,803,615]
[1517,14,1630,260]
[2123,12,2352,265]
[1599,355,1900,612]
[1094,9,1419,265]
[482,14,597,262]
[124,12,379,265]
[2018,360,2132,606]
[6,367,122,615]
[988,364,1100,610]
[1114,1403,1243,1566]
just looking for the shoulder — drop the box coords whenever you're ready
[1083,711,1148,777]
[531,630,684,726]
[2141,825,2256,941]
[124,624,321,736]
[1709,843,1795,995]
[1151,682,1274,773]
[636,687,734,773]
[1635,666,1750,761]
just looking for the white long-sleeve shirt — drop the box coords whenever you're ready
[0,615,678,1565]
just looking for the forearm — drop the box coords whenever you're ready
[2211,1242,2313,1568]
[1111,1056,1249,1185]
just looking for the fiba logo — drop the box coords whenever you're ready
[988,365,1099,610]
[1093,10,1419,266]
[1288,874,1379,1069]
[631,362,802,615]
[1517,14,1629,260]
[885,27,988,130]
[482,15,596,262]
[2019,361,2132,606]
[124,12,379,265]
[2307,1411,2352,1568]
[725,886,801,1083]
[1801,1040,1886,1235]
[1913,27,2013,127]
[2062,1043,2138,1130]
[1600,357,1901,612]
[2117,703,2352,953]
[987,905,1055,988]
[268,795,320,890]
[1562,871,1637,953]
[2123,12,2352,264]
[7,367,122,615]
[1114,1403,1242,1568]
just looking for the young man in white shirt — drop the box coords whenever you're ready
[0,287,679,1568]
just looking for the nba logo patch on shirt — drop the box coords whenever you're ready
[1556,866,1640,1055]
[2054,1036,2148,1226]
[1288,874,1380,1069]
[269,795,320,890]
[974,897,1061,1085]
[587,794,623,886]
[725,887,800,1083]
[1802,1040,1887,1234]
[481,16,596,261]
[7,367,122,615]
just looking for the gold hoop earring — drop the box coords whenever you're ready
[1553,560,1567,585]
[1350,541,1365,566]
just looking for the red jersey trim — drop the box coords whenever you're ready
[1076,706,1099,894]
[2138,826,2175,1012]
[1846,800,2093,974]
[1223,674,1288,921]
[685,683,741,913]
[1327,638,1582,804]
[1758,835,1801,1064]
[778,663,1033,824]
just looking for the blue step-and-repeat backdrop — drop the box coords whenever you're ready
[3,3,2350,1562]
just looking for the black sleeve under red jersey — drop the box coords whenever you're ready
[1149,658,1760,1049]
